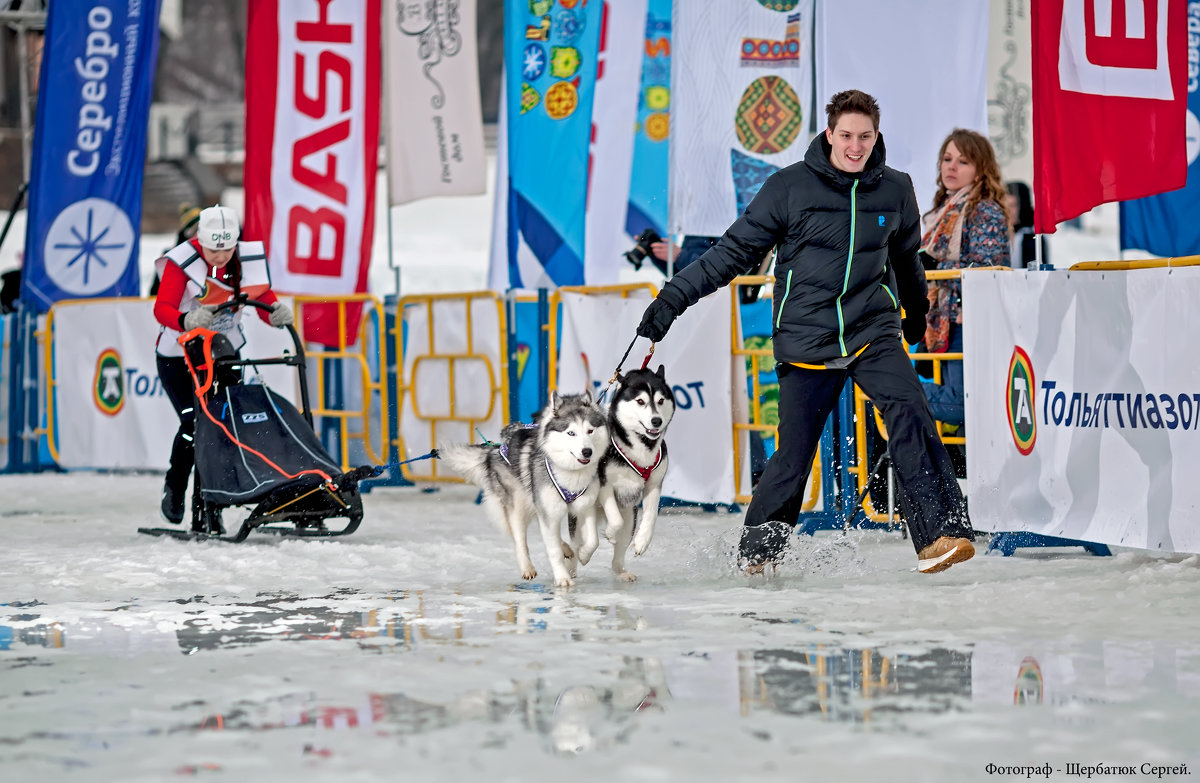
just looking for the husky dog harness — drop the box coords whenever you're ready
[612,437,662,482]
[544,457,587,503]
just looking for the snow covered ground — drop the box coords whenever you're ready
[2,472,1199,781]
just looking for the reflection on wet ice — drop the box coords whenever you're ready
[5,589,1200,763]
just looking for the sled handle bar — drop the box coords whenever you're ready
[213,295,313,426]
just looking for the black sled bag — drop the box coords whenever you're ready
[193,383,341,506]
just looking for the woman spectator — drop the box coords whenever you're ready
[918,129,1010,428]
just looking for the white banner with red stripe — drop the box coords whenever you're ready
[244,0,381,347]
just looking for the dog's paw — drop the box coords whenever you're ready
[553,574,574,589]
[632,535,652,556]
[521,567,538,580]
[560,541,575,559]
[615,570,637,582]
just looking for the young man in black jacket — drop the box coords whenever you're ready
[637,89,975,575]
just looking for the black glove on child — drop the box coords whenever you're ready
[637,297,679,343]
[901,299,929,346]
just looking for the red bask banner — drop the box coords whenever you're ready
[244,0,381,347]
[1033,0,1187,234]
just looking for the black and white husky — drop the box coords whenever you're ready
[439,391,608,588]
[573,365,674,581]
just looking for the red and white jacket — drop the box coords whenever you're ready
[152,238,278,358]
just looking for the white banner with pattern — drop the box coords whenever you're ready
[669,0,814,237]
[384,0,487,203]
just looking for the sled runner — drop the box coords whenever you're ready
[139,297,379,542]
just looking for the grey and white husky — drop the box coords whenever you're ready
[572,365,674,581]
[439,391,608,588]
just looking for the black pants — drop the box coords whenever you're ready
[157,355,196,496]
[740,338,972,561]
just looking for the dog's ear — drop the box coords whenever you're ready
[550,390,562,412]
[582,387,593,403]
[655,363,665,379]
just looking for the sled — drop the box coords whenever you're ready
[138,297,379,543]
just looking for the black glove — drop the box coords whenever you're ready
[637,297,679,342]
[901,299,929,346]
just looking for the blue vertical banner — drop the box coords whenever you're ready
[625,0,670,238]
[1119,5,1200,256]
[21,0,161,313]
[504,0,602,288]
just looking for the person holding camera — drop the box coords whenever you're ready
[152,205,294,528]
[635,89,975,576]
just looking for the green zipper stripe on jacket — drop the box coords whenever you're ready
[880,283,896,308]
[775,268,793,329]
[835,180,858,355]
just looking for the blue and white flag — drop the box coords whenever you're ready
[21,0,161,312]
[1120,5,1200,258]
[503,0,603,288]
[625,0,670,240]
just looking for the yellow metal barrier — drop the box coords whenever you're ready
[546,283,658,393]
[293,294,389,472]
[1069,255,1200,271]
[848,267,1004,522]
[730,275,820,509]
[394,290,509,483]
[40,306,58,462]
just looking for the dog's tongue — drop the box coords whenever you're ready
[577,457,590,464]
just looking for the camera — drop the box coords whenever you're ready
[622,228,662,270]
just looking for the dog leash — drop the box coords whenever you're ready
[597,337,656,405]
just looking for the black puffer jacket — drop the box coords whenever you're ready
[657,133,927,364]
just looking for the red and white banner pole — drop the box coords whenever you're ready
[244,0,381,347]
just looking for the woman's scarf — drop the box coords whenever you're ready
[919,186,974,352]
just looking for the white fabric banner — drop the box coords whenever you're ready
[816,0,988,212]
[384,0,486,204]
[670,0,814,237]
[964,268,1200,554]
[399,296,505,479]
[556,288,749,504]
[584,0,648,285]
[52,299,297,471]
[986,0,1034,187]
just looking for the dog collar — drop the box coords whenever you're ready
[612,436,661,482]
[545,457,587,503]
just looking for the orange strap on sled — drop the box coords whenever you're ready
[179,327,334,487]
[179,327,220,398]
